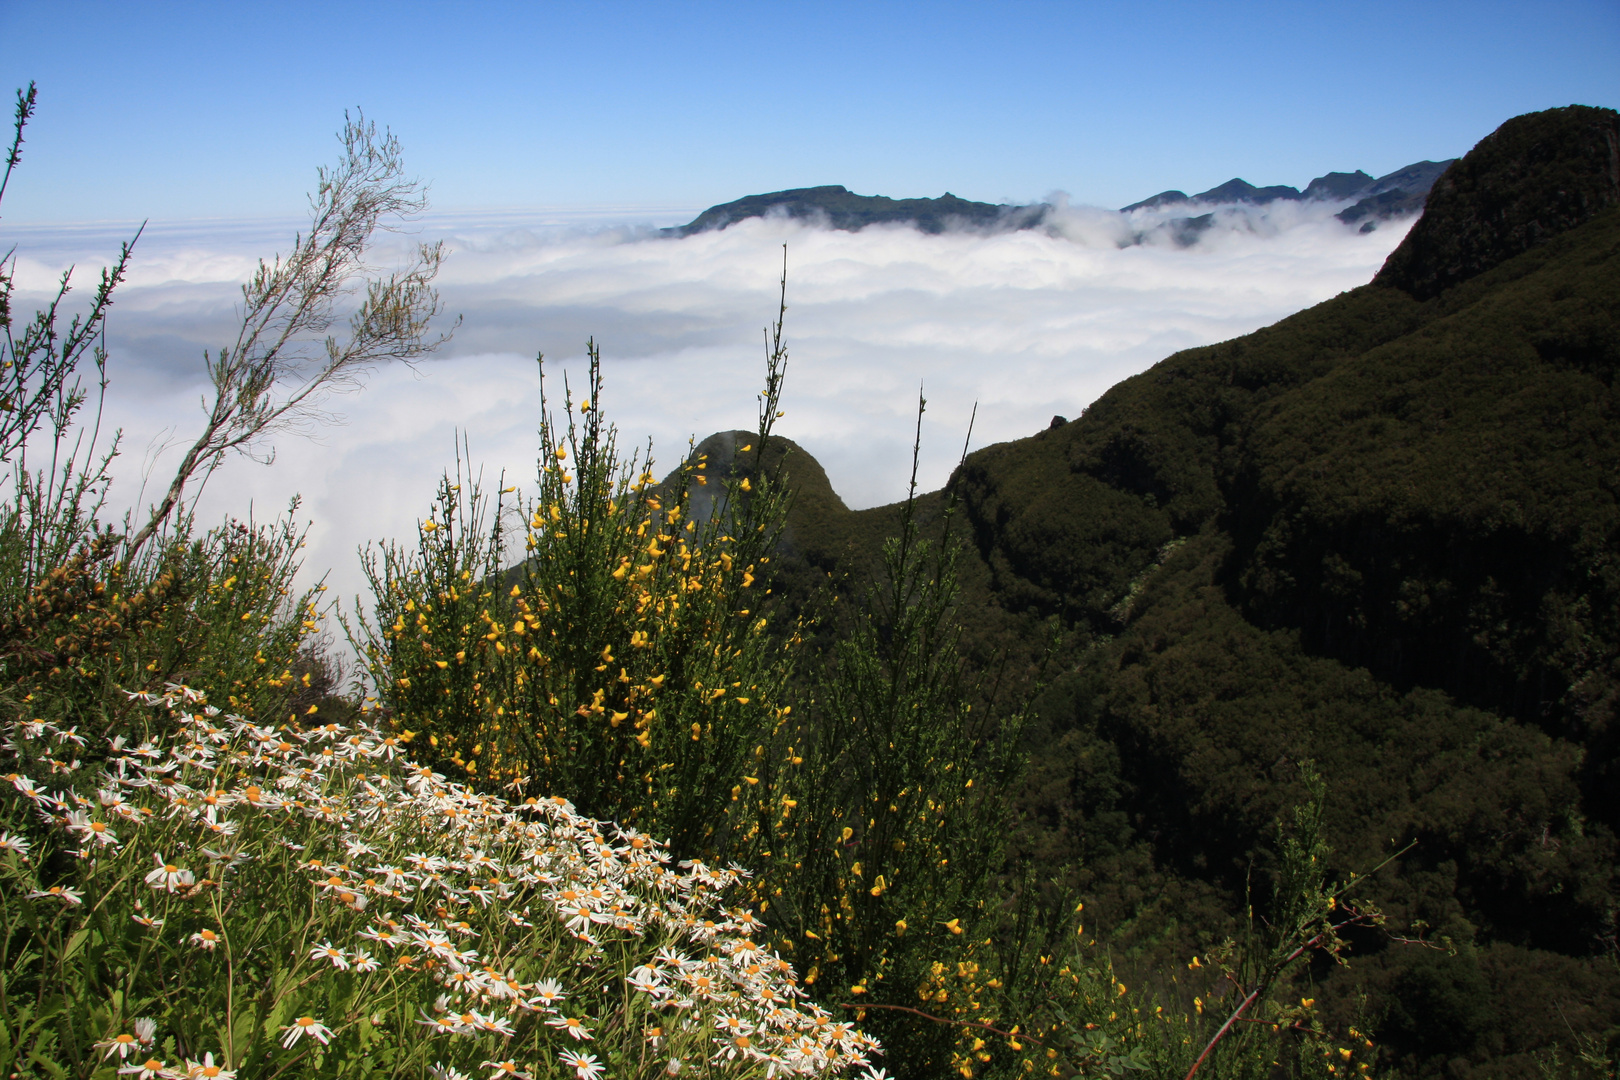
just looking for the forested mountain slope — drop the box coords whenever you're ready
[760,104,1620,1077]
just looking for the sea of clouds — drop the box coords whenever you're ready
[6,198,1412,621]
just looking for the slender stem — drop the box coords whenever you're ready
[0,82,38,207]
[838,1001,1042,1046]
[1184,988,1262,1080]
[1184,911,1372,1080]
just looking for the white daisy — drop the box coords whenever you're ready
[279,1016,334,1048]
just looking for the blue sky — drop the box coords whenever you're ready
[3,0,1616,224]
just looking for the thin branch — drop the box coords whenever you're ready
[837,1001,1038,1045]
[0,81,37,207]
[1184,909,1376,1080]
[127,112,454,557]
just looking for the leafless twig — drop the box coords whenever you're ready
[127,111,456,556]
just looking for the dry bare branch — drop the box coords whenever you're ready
[127,112,456,557]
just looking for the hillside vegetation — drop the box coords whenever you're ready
[763,104,1620,1078]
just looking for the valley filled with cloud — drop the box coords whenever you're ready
[8,200,1411,609]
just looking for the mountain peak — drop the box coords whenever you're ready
[1303,170,1375,200]
[1192,178,1304,204]
[1119,190,1191,213]
[1376,104,1620,299]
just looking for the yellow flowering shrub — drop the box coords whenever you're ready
[357,346,794,859]
[1,510,333,749]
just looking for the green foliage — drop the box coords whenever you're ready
[756,397,1030,1075]
[1,511,326,745]
[354,330,1053,1080]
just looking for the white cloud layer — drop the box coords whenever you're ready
[6,201,1411,618]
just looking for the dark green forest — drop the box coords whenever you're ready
[742,104,1620,1078]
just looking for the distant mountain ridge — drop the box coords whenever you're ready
[665,158,1458,241]
[661,186,1045,237]
[1122,159,1457,233]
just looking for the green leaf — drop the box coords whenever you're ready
[26,1048,69,1080]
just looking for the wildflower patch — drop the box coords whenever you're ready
[0,686,881,1078]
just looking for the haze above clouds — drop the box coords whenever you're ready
[8,202,1410,609]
